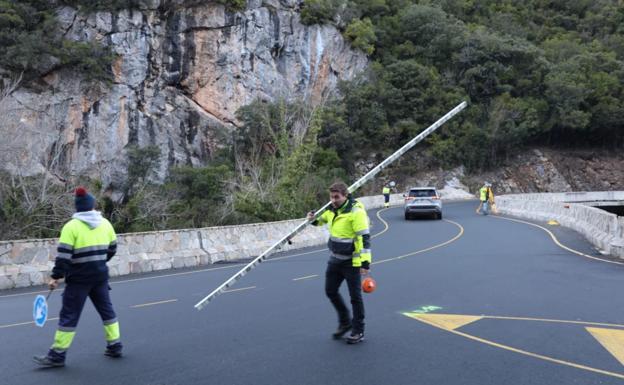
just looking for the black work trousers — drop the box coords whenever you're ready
[325,261,365,333]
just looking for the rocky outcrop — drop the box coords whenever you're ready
[0,0,367,190]
[362,148,624,198]
[477,149,624,194]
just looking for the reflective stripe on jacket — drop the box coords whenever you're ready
[312,198,372,267]
[52,217,117,282]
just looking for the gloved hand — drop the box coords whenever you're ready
[361,261,370,270]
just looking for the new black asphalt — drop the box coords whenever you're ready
[1,201,624,385]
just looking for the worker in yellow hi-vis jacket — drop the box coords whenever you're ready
[476,182,496,215]
[307,182,371,344]
[383,184,391,207]
[34,187,122,367]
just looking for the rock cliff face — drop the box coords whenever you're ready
[0,0,367,190]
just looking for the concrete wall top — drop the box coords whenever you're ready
[501,191,624,203]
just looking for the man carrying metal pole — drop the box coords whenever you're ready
[194,101,467,311]
[307,182,371,344]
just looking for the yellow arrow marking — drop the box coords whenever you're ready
[404,312,624,380]
[586,327,624,366]
[404,313,482,330]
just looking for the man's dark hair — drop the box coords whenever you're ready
[329,182,349,196]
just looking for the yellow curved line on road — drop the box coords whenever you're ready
[412,314,624,380]
[372,207,391,239]
[492,215,624,266]
[373,219,464,265]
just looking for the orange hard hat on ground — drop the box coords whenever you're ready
[362,276,376,293]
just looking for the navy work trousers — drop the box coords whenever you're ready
[325,262,365,334]
[59,280,117,328]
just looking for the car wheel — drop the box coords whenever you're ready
[404,212,410,220]
[438,213,443,220]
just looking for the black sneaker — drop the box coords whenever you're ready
[332,324,352,339]
[104,343,123,358]
[346,332,364,344]
[33,355,65,368]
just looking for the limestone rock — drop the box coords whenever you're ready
[0,2,367,190]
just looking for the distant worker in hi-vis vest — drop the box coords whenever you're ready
[383,184,391,208]
[477,182,496,215]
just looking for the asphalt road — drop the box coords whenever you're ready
[2,200,624,385]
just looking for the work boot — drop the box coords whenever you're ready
[332,324,352,340]
[33,355,65,368]
[346,332,364,344]
[104,342,123,358]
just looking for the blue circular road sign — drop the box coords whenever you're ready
[33,295,48,327]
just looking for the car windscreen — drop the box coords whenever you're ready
[409,189,436,198]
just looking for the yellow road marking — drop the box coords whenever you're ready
[406,312,624,380]
[372,207,390,238]
[406,313,482,330]
[484,315,624,329]
[373,219,464,265]
[223,286,256,293]
[0,317,59,329]
[292,275,318,281]
[131,299,178,308]
[408,312,624,329]
[587,327,624,366]
[492,216,624,266]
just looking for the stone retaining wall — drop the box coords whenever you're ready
[496,192,624,258]
[0,193,405,290]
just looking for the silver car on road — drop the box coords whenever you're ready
[404,187,442,220]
